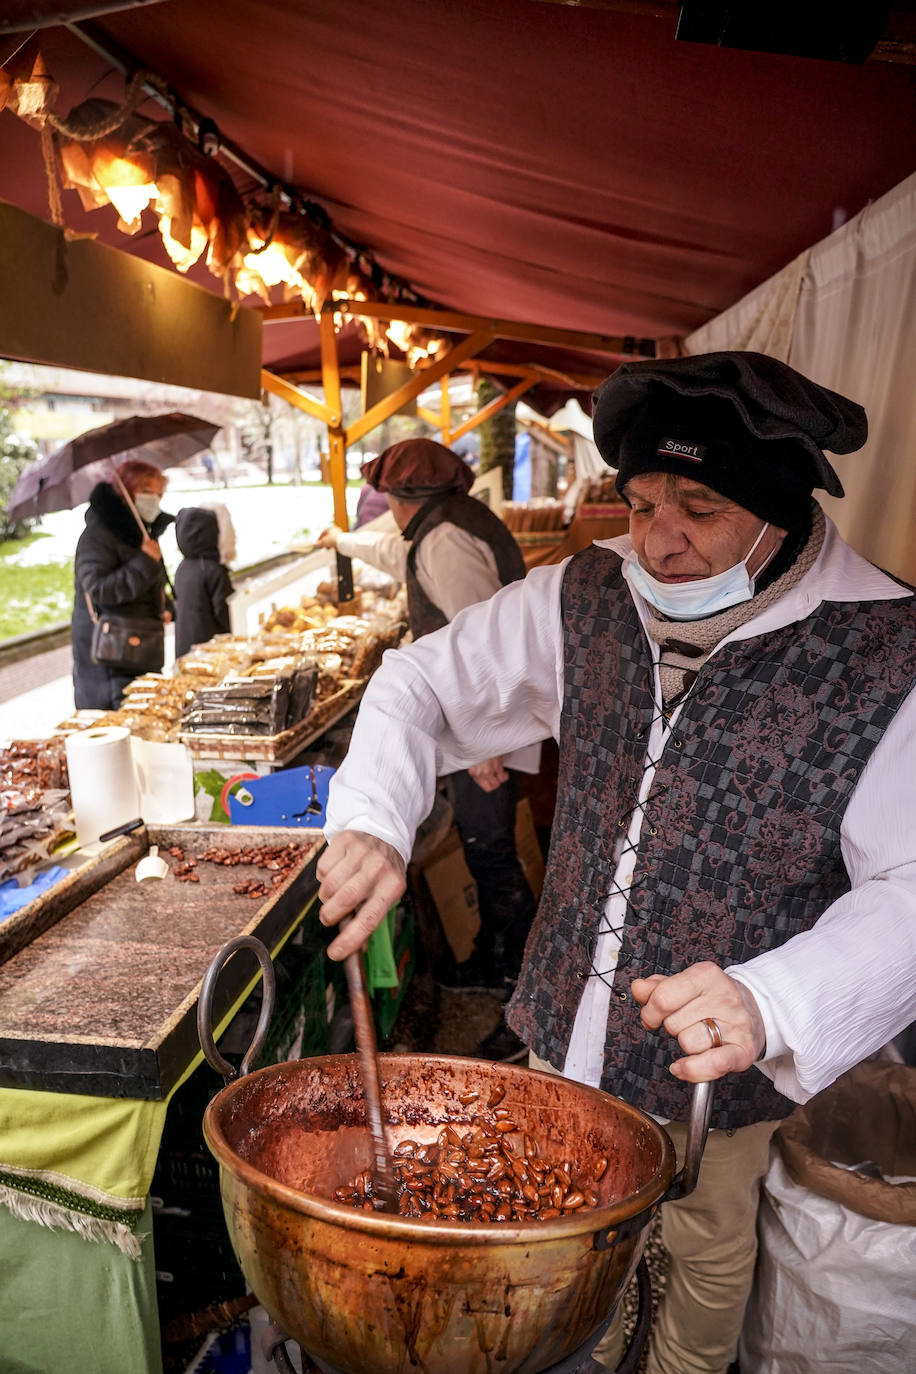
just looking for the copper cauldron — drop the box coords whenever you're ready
[199,937,711,1374]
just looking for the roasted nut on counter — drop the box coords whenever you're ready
[335,1106,609,1223]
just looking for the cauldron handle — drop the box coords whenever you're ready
[670,1078,714,1199]
[197,934,276,1082]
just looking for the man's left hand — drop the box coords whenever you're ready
[468,756,509,792]
[631,962,766,1083]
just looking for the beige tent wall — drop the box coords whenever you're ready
[684,172,916,585]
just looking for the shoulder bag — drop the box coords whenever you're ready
[84,590,165,673]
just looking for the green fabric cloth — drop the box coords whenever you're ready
[0,1196,162,1374]
[0,899,316,1239]
[0,897,317,1371]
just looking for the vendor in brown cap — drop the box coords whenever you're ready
[317,438,540,1055]
[317,355,916,1373]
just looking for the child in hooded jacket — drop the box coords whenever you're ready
[174,506,234,658]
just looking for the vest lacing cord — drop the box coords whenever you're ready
[583,698,682,993]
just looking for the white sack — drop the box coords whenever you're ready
[740,1154,916,1373]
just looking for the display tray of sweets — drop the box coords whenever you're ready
[180,659,318,739]
[55,674,201,744]
[500,499,566,533]
[179,679,365,763]
[576,502,630,519]
[0,738,74,882]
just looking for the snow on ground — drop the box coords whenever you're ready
[8,476,358,572]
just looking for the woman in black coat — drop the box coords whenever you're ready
[71,461,173,710]
[173,506,234,658]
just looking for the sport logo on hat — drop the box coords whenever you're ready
[658,437,706,463]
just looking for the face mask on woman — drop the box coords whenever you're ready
[133,492,162,524]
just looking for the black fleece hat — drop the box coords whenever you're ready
[592,352,868,529]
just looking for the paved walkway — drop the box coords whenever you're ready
[0,652,75,741]
[0,626,181,742]
[0,643,73,704]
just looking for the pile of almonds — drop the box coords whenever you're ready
[166,841,305,898]
[334,1082,608,1223]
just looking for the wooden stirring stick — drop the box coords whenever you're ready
[341,918,397,1210]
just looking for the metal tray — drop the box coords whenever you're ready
[0,824,323,1099]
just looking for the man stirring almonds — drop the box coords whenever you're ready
[316,352,916,1373]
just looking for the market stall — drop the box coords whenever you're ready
[52,572,406,763]
[0,6,913,1371]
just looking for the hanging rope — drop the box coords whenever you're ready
[39,122,64,226]
[45,68,166,138]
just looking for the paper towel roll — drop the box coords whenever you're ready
[65,726,140,848]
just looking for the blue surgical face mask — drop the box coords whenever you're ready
[623,521,773,621]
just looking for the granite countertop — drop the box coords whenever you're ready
[0,825,324,1099]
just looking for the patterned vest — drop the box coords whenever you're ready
[403,493,526,639]
[507,545,916,1130]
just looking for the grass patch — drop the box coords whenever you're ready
[0,556,73,640]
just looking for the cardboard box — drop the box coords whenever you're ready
[416,801,545,963]
[515,797,545,900]
[419,828,481,963]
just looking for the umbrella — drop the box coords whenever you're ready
[7,412,222,523]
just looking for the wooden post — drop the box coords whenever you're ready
[319,308,354,602]
[440,376,452,446]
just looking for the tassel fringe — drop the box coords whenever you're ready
[0,1183,144,1259]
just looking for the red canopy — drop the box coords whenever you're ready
[2,1,915,407]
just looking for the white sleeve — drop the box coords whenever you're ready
[336,528,409,581]
[727,684,916,1103]
[324,562,567,861]
[414,524,501,619]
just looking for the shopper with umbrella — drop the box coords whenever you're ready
[72,458,175,709]
[5,412,221,710]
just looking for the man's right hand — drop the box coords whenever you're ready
[316,525,343,551]
[141,536,162,561]
[316,830,406,960]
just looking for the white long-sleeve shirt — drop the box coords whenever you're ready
[326,514,916,1105]
[337,522,540,773]
[337,524,502,623]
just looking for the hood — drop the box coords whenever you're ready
[176,506,222,559]
[87,481,173,545]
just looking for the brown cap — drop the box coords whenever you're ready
[362,438,474,499]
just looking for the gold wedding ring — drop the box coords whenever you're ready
[702,1017,723,1049]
